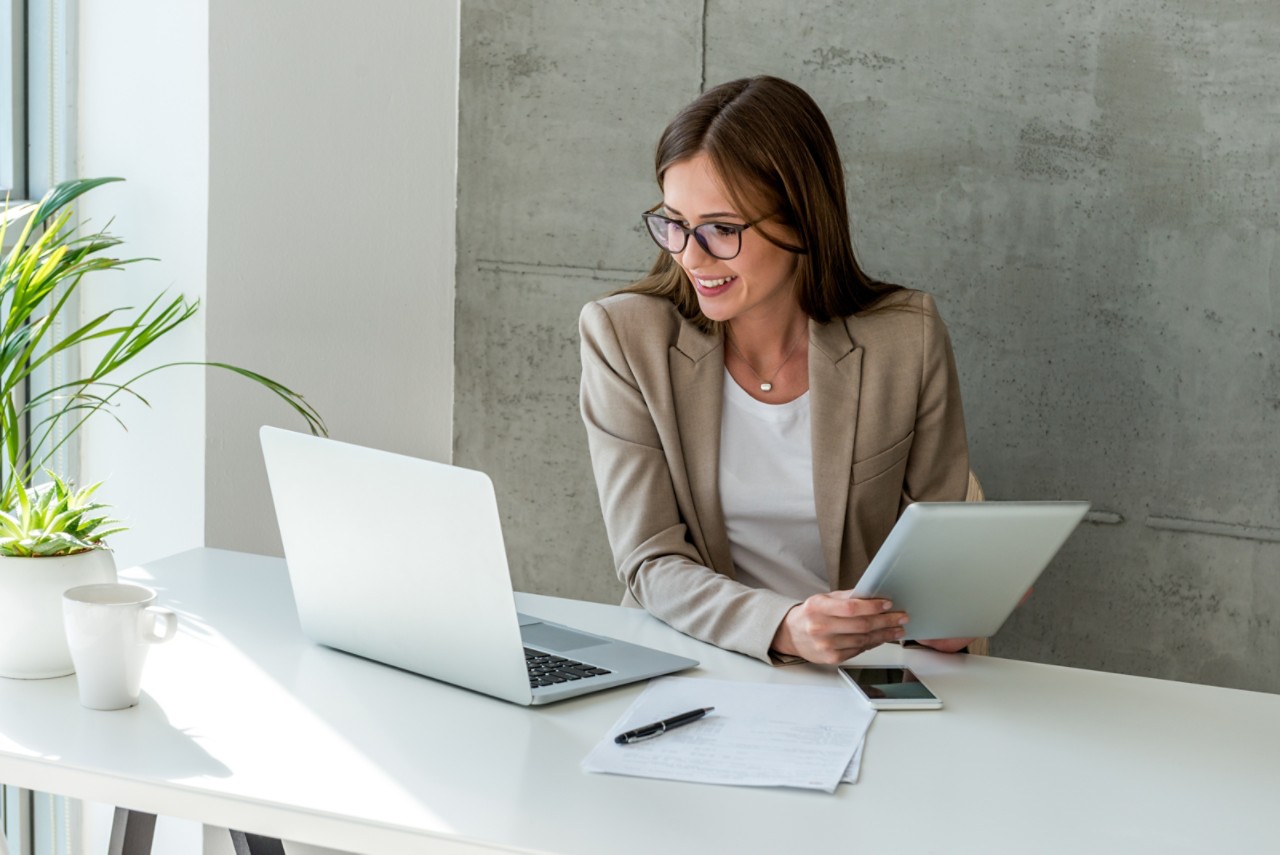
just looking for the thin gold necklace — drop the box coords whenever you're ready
[725,330,805,393]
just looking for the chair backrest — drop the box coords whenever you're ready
[966,470,985,502]
[965,470,991,657]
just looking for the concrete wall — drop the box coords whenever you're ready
[454,1,1280,692]
[206,0,459,555]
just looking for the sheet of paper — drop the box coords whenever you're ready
[841,739,865,784]
[582,675,875,793]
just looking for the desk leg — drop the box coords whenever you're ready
[107,808,156,855]
[229,830,286,855]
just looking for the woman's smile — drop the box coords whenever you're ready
[693,273,739,294]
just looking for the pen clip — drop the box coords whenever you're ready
[623,723,665,743]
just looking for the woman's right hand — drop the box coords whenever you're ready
[770,592,908,664]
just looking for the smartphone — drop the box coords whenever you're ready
[838,665,943,710]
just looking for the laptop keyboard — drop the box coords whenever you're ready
[525,647,612,689]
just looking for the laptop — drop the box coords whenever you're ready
[851,501,1090,639]
[259,427,697,705]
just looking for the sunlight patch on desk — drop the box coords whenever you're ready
[142,619,460,835]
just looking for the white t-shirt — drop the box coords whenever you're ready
[719,370,827,600]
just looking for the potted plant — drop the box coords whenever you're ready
[0,177,325,678]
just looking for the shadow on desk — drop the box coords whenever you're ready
[0,678,231,781]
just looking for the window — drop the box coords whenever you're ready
[6,0,80,487]
[2,786,30,854]
[2,2,80,855]
[3,0,77,201]
[0,0,24,200]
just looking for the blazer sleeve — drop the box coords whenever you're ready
[901,293,970,506]
[578,301,798,662]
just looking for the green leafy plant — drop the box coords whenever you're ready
[0,176,326,555]
[0,472,123,556]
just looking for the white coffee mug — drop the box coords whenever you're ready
[62,583,177,710]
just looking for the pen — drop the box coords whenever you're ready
[614,707,715,744]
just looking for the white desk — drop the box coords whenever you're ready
[0,548,1277,854]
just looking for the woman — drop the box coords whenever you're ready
[579,76,973,665]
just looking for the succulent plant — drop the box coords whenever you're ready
[0,472,123,557]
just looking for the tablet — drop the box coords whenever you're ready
[850,501,1090,640]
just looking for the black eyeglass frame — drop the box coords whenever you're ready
[641,207,759,261]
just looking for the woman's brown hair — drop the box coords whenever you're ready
[624,76,900,330]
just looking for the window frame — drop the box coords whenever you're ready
[0,0,25,200]
[2,2,81,854]
[21,0,80,488]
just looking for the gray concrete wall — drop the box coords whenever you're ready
[455,1,1280,692]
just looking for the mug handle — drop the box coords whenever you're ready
[142,606,177,643]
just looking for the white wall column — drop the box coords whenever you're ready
[76,1,208,573]
[77,5,210,852]
[205,0,459,555]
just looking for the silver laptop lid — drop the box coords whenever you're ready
[260,426,532,705]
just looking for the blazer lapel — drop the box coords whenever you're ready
[670,321,734,577]
[809,317,862,590]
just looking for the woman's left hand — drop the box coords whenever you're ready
[915,587,1033,653]
[914,637,974,653]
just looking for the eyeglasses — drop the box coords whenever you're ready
[641,208,755,261]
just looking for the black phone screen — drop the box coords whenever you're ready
[840,666,939,701]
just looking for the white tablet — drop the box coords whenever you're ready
[850,501,1090,640]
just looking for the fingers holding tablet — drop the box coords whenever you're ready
[913,637,974,654]
[771,592,910,664]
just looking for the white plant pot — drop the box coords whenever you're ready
[0,549,118,679]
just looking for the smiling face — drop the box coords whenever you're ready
[659,152,802,328]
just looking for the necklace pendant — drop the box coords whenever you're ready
[759,382,773,392]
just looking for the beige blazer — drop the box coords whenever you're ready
[579,288,970,662]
